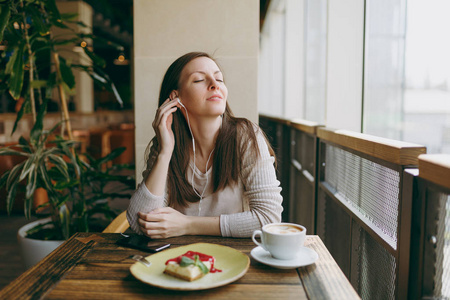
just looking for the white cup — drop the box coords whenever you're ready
[252,223,306,260]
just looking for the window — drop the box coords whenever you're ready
[259,4,286,117]
[403,0,450,154]
[304,0,327,124]
[362,0,407,140]
[363,0,450,154]
[259,0,327,122]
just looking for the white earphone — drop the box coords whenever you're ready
[176,97,213,215]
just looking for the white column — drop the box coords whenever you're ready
[56,1,94,113]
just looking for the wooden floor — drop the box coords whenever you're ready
[0,213,36,289]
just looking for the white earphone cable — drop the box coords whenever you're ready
[177,99,214,216]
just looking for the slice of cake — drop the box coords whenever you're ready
[164,251,221,281]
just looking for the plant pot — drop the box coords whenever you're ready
[17,218,64,269]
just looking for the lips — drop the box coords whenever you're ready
[207,94,223,101]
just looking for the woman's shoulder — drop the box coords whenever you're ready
[234,119,270,152]
[235,118,261,138]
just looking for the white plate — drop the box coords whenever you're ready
[130,243,250,290]
[250,246,318,269]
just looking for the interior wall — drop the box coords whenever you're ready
[133,0,259,183]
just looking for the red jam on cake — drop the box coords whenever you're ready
[164,251,222,281]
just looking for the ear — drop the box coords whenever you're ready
[169,90,179,100]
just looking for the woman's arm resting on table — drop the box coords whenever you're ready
[127,183,166,234]
[138,207,220,239]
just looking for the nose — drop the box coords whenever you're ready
[209,80,220,90]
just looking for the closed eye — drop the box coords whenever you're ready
[193,80,204,83]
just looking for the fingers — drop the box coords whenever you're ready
[153,99,178,130]
[150,207,174,214]
[140,226,167,239]
[139,211,163,222]
[137,208,182,239]
[138,216,170,239]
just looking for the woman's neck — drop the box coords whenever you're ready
[189,116,222,158]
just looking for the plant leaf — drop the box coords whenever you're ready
[6,161,25,191]
[95,147,126,167]
[41,120,63,145]
[39,164,53,190]
[24,190,34,219]
[0,4,11,42]
[54,178,78,190]
[18,136,32,152]
[25,221,52,236]
[59,56,75,89]
[30,98,47,144]
[59,203,71,240]
[43,0,61,20]
[52,37,79,46]
[30,80,48,89]
[109,81,123,108]
[83,47,106,68]
[93,67,123,106]
[19,156,36,181]
[7,45,25,100]
[60,12,78,21]
[12,99,29,135]
[0,170,10,190]
[25,168,37,199]
[72,64,123,105]
[27,5,50,36]
[0,147,30,157]
[47,154,69,179]
[51,19,69,29]
[6,178,19,215]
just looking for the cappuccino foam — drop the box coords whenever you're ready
[265,224,303,234]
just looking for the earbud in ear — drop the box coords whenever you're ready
[177,98,185,108]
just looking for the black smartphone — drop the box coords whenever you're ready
[117,235,171,253]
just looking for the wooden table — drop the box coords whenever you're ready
[0,234,360,299]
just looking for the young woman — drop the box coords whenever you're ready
[127,52,282,238]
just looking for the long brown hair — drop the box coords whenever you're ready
[145,52,275,207]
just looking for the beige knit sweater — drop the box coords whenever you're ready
[126,130,283,238]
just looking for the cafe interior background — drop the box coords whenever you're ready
[0,0,449,299]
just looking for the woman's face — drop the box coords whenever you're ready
[175,57,228,118]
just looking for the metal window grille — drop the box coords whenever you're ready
[324,145,400,249]
[352,223,397,300]
[431,193,450,299]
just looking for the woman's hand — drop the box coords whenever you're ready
[152,98,179,156]
[138,207,190,239]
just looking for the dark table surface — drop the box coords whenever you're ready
[0,233,360,299]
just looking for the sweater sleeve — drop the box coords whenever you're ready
[126,143,168,234]
[126,183,167,234]
[219,129,283,237]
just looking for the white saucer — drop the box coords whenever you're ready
[250,246,318,269]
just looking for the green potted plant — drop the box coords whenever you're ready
[0,0,134,267]
[1,104,135,267]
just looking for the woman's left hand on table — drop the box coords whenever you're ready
[138,207,189,239]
